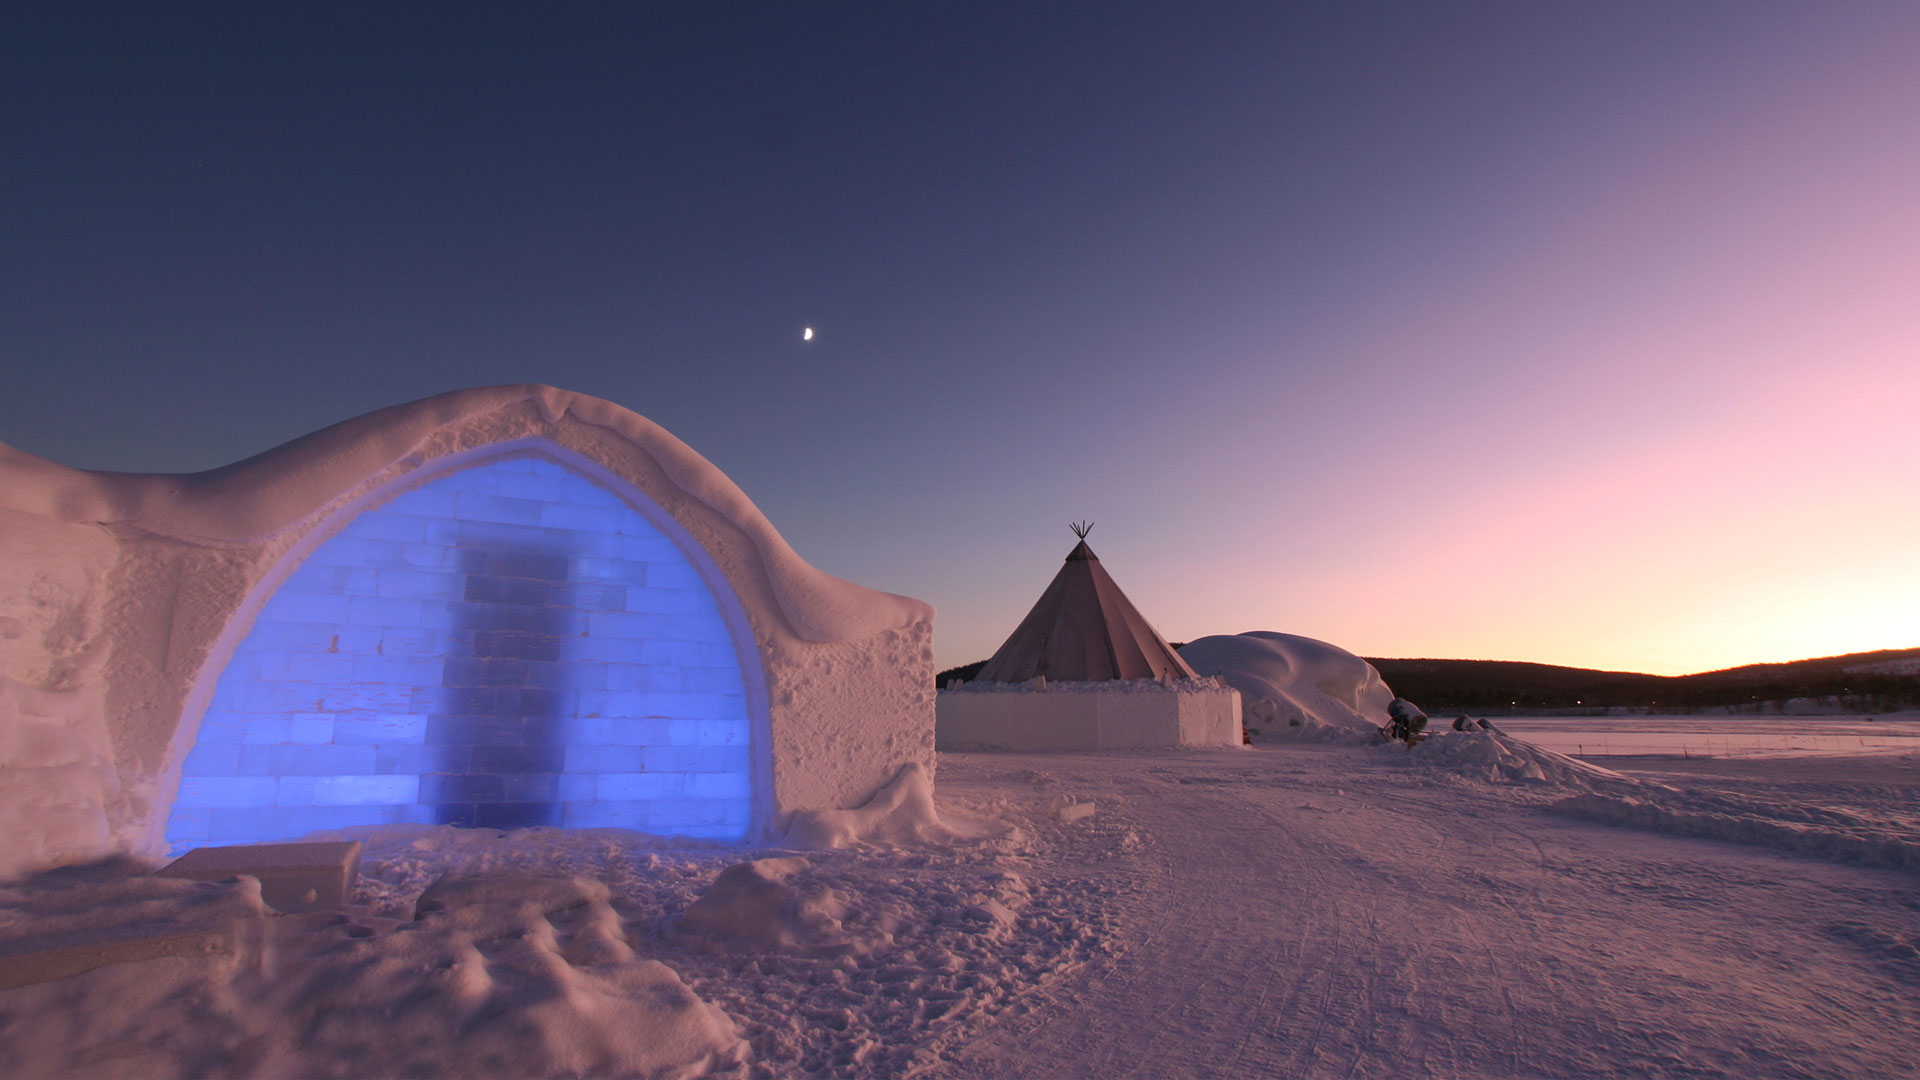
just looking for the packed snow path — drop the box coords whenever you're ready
[929,746,1920,1080]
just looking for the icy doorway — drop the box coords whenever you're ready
[165,454,754,851]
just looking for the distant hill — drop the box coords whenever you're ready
[1364,648,1920,713]
[938,646,1920,714]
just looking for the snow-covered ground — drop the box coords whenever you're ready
[4,729,1918,1078]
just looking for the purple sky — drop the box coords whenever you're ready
[4,2,1916,674]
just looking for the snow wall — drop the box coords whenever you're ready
[1178,632,1394,742]
[935,679,1242,750]
[0,385,935,877]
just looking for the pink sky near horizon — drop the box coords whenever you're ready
[955,26,1920,677]
[1152,85,1914,675]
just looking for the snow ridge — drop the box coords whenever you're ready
[1552,790,1920,874]
[1396,729,1920,875]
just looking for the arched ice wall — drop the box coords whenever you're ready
[167,450,763,848]
[0,386,935,877]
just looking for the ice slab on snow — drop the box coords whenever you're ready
[1054,798,1097,823]
[157,840,362,913]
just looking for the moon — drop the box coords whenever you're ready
[802,326,814,341]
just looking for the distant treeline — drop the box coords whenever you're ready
[1364,648,1920,713]
[936,647,1920,714]
[937,660,989,685]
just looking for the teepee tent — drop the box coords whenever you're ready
[938,524,1239,750]
[974,524,1198,684]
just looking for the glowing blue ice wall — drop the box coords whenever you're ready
[166,455,754,850]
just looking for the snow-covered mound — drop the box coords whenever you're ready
[1398,729,1635,791]
[1178,632,1394,742]
[0,780,1112,1078]
[675,856,891,957]
[0,862,748,1079]
[781,763,981,850]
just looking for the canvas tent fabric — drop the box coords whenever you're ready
[974,540,1197,683]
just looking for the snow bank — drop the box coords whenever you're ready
[344,873,745,1078]
[1399,729,1634,791]
[1552,792,1920,874]
[779,764,967,850]
[0,768,1110,1077]
[1390,725,1920,876]
[0,860,746,1079]
[1178,632,1393,742]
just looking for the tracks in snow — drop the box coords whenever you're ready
[930,749,1920,1080]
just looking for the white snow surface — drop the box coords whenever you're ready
[1502,713,1920,758]
[3,732,1918,1078]
[1178,631,1395,742]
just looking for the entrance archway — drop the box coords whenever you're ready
[164,451,757,849]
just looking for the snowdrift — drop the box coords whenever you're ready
[780,763,971,850]
[1398,729,1635,792]
[0,862,747,1079]
[1402,731,1920,876]
[674,856,890,957]
[1552,788,1920,874]
[0,777,1096,1079]
[1178,632,1394,742]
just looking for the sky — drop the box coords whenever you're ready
[3,2,1916,676]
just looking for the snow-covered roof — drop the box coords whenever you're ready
[0,384,928,644]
